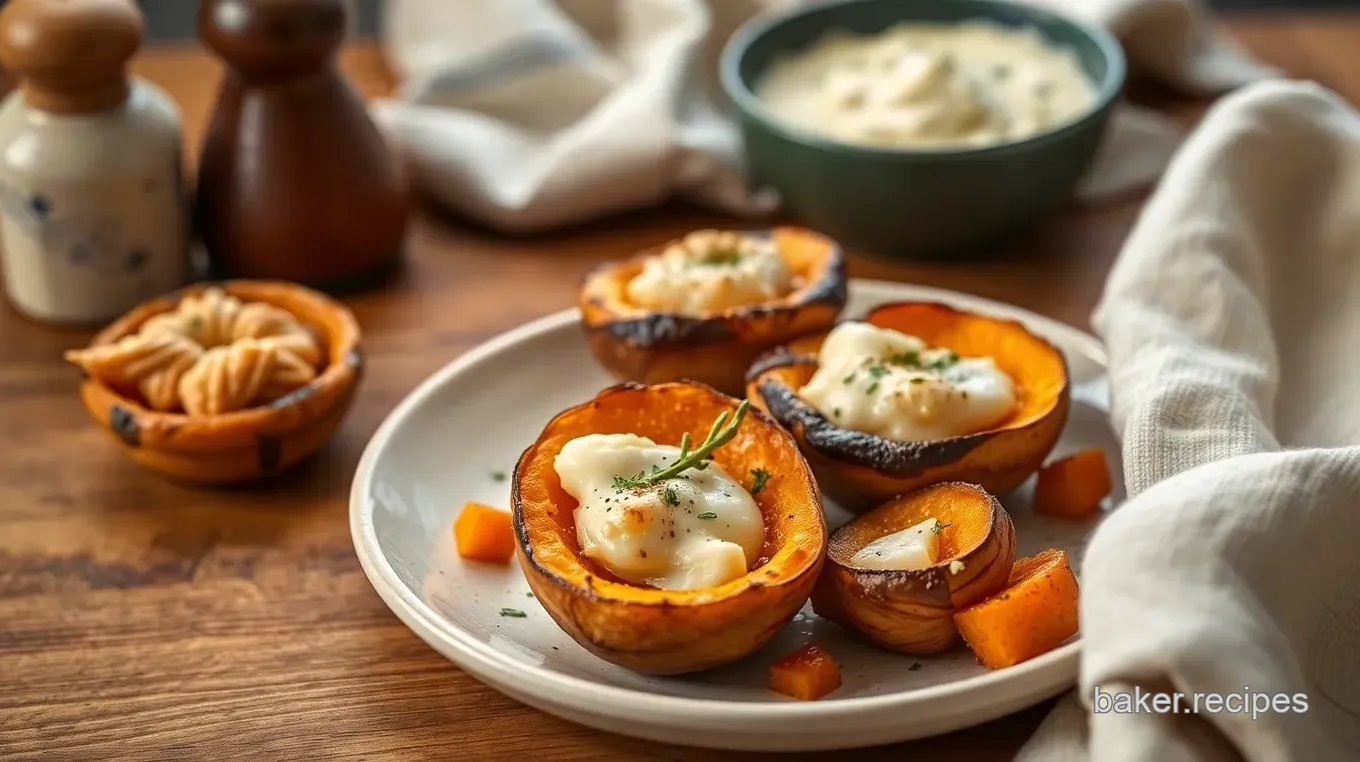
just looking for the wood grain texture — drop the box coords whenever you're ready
[3,16,1359,761]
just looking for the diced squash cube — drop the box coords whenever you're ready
[769,644,841,700]
[1033,448,1112,519]
[454,501,516,564]
[952,548,1080,670]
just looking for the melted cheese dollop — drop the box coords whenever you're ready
[800,321,1016,441]
[625,230,794,316]
[553,433,765,591]
[757,21,1095,149]
[850,518,942,570]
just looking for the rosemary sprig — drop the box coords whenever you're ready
[613,400,750,491]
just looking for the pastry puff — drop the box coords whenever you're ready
[140,288,323,368]
[65,333,203,411]
[177,337,318,416]
[68,287,324,414]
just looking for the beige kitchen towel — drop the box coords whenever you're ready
[373,0,1276,232]
[1017,79,1360,762]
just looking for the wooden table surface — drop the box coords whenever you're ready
[4,16,1359,761]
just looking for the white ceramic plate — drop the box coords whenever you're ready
[350,280,1122,752]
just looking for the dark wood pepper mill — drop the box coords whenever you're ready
[195,0,409,291]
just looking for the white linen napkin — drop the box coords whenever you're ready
[373,0,1276,232]
[1017,79,1360,762]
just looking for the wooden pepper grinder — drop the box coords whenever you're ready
[0,0,188,324]
[196,0,409,291]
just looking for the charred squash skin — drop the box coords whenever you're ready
[746,302,1070,512]
[579,227,848,396]
[512,381,827,675]
[812,482,1016,654]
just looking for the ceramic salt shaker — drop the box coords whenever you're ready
[0,0,188,325]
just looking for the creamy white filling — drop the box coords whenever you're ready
[800,321,1016,441]
[625,230,794,315]
[850,517,943,571]
[552,433,765,590]
[757,21,1095,150]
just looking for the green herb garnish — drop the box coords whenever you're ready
[867,365,889,380]
[499,608,527,618]
[612,401,749,492]
[908,662,923,672]
[931,521,952,536]
[842,372,856,385]
[701,251,743,266]
[490,471,507,482]
[865,381,879,395]
[886,350,921,368]
[664,487,680,506]
[750,468,771,495]
[697,512,718,519]
[910,377,925,385]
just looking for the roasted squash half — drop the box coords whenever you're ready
[811,482,1016,654]
[747,301,1069,511]
[579,227,847,396]
[512,381,827,674]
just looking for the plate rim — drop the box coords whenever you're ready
[350,279,1105,725]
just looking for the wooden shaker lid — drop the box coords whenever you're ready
[200,0,346,82]
[0,0,143,115]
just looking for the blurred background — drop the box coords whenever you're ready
[63,0,1360,41]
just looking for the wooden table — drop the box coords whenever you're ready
[3,16,1358,761]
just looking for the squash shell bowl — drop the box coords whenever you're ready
[578,226,848,396]
[75,280,363,485]
[512,381,827,675]
[747,301,1069,512]
[812,482,1016,654]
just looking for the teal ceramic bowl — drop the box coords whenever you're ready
[720,0,1125,259]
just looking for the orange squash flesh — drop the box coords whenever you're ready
[747,301,1069,512]
[769,644,842,701]
[454,501,517,564]
[512,381,827,675]
[953,548,1080,669]
[579,227,847,395]
[1033,448,1112,519]
[811,482,1015,655]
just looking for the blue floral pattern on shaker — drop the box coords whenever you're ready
[0,179,152,275]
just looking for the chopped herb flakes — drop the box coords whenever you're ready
[865,381,879,395]
[490,471,507,482]
[664,487,680,507]
[908,662,923,672]
[499,608,527,618]
[750,468,771,495]
[701,251,743,266]
[697,512,718,519]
